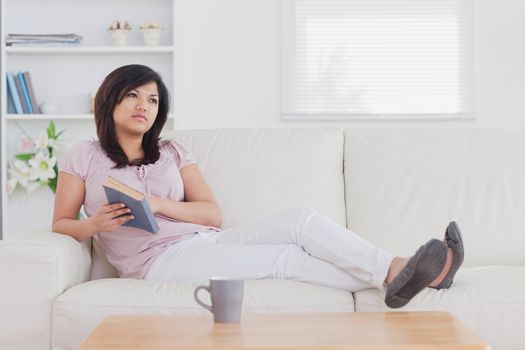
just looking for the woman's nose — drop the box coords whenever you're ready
[136,101,147,112]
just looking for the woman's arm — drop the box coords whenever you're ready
[52,172,133,241]
[148,164,222,228]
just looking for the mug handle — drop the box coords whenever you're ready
[194,285,213,312]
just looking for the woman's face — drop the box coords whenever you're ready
[113,81,160,136]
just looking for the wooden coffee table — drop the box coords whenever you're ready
[79,312,490,349]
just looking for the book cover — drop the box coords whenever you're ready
[6,72,23,114]
[13,73,30,114]
[18,72,34,114]
[7,86,16,113]
[22,71,39,113]
[102,176,160,234]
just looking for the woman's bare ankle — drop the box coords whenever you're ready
[385,256,410,285]
[428,247,453,287]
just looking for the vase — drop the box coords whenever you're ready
[110,29,131,46]
[140,28,162,46]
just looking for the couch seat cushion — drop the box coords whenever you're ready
[52,278,354,350]
[354,266,525,350]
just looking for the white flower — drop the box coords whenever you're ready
[7,177,18,194]
[28,152,57,182]
[48,138,64,154]
[36,133,49,150]
[6,165,19,194]
[13,160,31,187]
[7,160,41,194]
[25,181,42,193]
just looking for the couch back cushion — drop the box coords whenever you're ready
[168,127,347,227]
[91,127,346,279]
[343,128,525,266]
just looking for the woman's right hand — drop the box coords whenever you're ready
[88,203,134,232]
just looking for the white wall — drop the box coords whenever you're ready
[172,0,525,130]
[6,0,525,237]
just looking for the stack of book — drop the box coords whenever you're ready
[6,71,39,114]
[6,33,83,46]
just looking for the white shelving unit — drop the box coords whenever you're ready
[5,46,176,54]
[0,0,175,239]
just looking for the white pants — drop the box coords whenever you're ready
[145,207,394,292]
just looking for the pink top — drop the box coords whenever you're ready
[58,140,220,278]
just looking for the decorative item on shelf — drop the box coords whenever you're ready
[108,19,132,46]
[140,21,163,46]
[89,93,95,113]
[39,102,57,114]
[7,121,66,195]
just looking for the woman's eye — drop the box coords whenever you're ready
[150,99,158,104]
[127,92,137,98]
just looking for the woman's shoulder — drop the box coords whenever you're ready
[159,139,196,169]
[58,139,105,179]
[159,139,189,152]
[65,139,102,157]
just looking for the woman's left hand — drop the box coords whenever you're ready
[146,195,163,213]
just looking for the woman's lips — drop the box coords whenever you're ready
[132,114,147,121]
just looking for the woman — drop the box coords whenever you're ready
[52,64,464,309]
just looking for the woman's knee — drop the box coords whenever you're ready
[272,244,307,278]
[281,206,320,221]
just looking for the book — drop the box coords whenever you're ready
[7,89,16,113]
[22,72,39,113]
[6,72,23,114]
[102,176,160,234]
[7,33,83,40]
[6,33,83,46]
[13,73,30,113]
[18,72,34,114]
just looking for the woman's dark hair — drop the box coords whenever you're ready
[94,64,169,168]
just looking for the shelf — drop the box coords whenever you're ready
[6,114,174,120]
[5,46,175,54]
[6,114,94,120]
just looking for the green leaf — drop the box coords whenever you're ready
[47,121,56,139]
[47,164,59,194]
[48,175,57,194]
[15,153,34,161]
[55,130,66,139]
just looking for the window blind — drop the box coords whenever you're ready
[281,0,475,119]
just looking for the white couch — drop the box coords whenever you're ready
[1,127,524,350]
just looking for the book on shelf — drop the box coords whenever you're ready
[18,72,34,114]
[6,72,23,114]
[5,71,40,114]
[7,87,16,113]
[6,33,83,46]
[102,176,160,234]
[13,73,30,113]
[22,72,39,113]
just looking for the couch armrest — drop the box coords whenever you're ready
[0,229,91,350]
